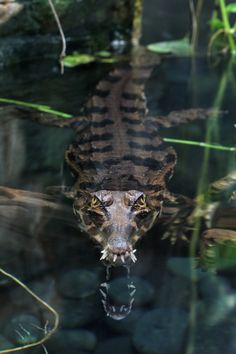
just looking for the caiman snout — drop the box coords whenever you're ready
[109,238,130,254]
[100,237,137,264]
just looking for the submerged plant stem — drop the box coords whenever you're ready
[132,0,143,46]
[186,58,234,354]
[163,138,236,151]
[0,268,59,353]
[0,97,72,118]
[48,0,67,73]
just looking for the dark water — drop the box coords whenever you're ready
[0,55,235,354]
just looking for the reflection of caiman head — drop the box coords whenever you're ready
[73,190,162,265]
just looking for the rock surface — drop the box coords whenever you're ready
[57,269,100,299]
[132,308,189,354]
[0,0,132,66]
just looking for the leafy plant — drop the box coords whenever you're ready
[62,51,118,68]
[209,0,236,55]
[147,38,192,56]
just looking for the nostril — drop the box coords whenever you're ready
[108,238,130,254]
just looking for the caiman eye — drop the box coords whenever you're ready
[91,196,102,208]
[132,194,147,211]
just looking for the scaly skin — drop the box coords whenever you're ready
[1,49,218,265]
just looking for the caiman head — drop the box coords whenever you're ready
[73,190,162,265]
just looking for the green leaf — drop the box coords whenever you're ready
[0,98,72,119]
[63,54,95,67]
[226,3,236,13]
[147,38,192,56]
[96,57,118,63]
[163,138,236,152]
[209,17,224,31]
[95,50,112,58]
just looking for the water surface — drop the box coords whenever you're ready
[0,56,235,354]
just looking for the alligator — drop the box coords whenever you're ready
[2,49,226,266]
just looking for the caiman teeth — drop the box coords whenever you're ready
[130,250,137,263]
[100,253,107,260]
[100,247,108,260]
[100,247,137,263]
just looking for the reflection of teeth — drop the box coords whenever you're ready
[113,254,117,263]
[130,251,137,263]
[100,250,108,260]
[130,288,136,297]
[99,288,107,297]
[100,247,109,260]
[128,283,136,289]
[121,255,125,263]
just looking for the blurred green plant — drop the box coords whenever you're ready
[0,98,72,118]
[209,0,236,55]
[62,51,119,68]
[147,38,192,56]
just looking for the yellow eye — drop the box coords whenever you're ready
[91,196,101,208]
[139,195,146,207]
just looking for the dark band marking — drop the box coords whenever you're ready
[105,75,122,83]
[70,120,87,128]
[93,89,110,97]
[90,119,114,128]
[79,181,99,189]
[126,129,157,139]
[79,145,113,154]
[79,158,120,170]
[78,133,113,144]
[122,117,141,125]
[78,179,164,192]
[120,106,145,115]
[166,153,176,163]
[123,155,163,170]
[86,106,108,114]
[129,141,165,151]
[122,92,140,100]
[124,175,163,192]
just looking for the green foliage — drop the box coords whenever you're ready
[163,138,236,152]
[209,16,224,31]
[147,38,192,56]
[62,51,118,68]
[209,0,236,55]
[63,54,95,67]
[226,3,236,13]
[200,238,236,272]
[0,98,72,119]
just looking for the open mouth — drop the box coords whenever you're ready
[100,247,137,264]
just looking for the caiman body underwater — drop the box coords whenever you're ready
[5,50,213,265]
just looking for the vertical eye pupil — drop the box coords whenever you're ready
[91,196,100,207]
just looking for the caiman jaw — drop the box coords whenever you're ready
[100,246,137,264]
